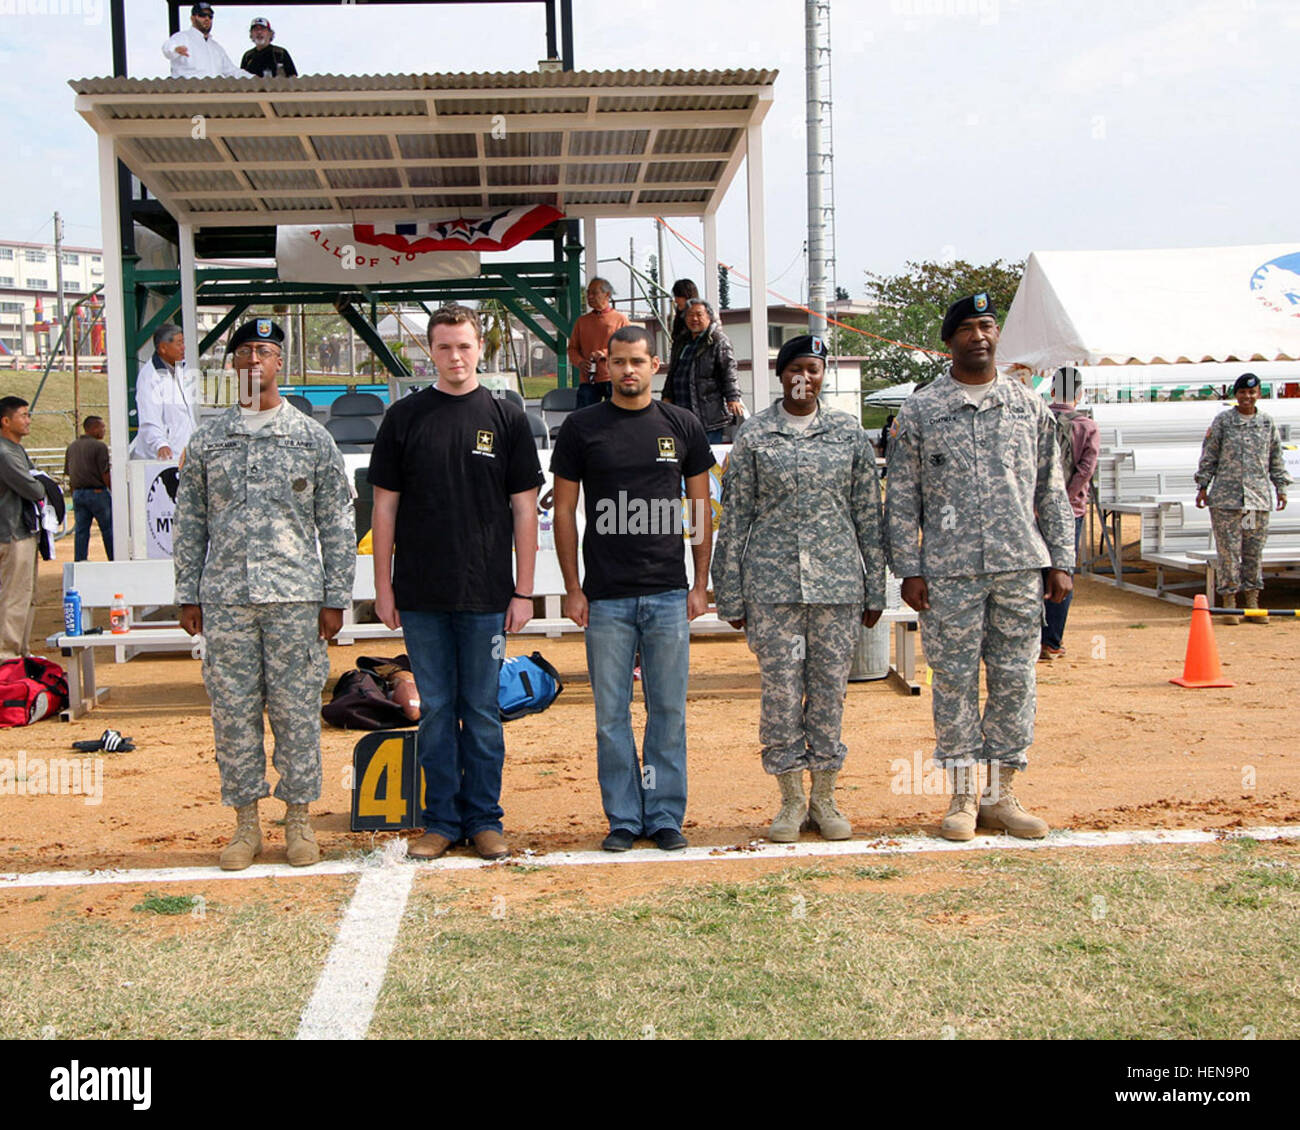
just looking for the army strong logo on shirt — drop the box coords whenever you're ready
[473,429,495,458]
[656,436,677,464]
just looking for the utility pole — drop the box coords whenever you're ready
[53,211,66,361]
[628,236,636,318]
[656,218,668,330]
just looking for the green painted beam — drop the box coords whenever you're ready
[200,302,250,355]
[499,295,557,354]
[136,293,183,348]
[337,300,409,379]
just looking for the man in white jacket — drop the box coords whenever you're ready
[163,4,251,79]
[130,324,196,461]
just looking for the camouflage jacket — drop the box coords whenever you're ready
[1194,407,1290,510]
[713,403,886,620]
[885,372,1075,578]
[173,403,356,607]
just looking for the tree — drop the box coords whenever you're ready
[833,258,1024,387]
[718,265,731,310]
[479,299,515,373]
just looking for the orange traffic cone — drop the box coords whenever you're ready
[1170,594,1235,688]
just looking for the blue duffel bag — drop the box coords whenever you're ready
[498,651,564,721]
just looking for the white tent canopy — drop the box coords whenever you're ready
[998,244,1300,371]
[863,382,915,409]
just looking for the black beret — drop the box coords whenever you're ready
[1233,373,1260,392]
[776,333,829,376]
[940,292,998,342]
[229,318,285,351]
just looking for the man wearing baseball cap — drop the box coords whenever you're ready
[241,17,299,78]
[886,294,1075,842]
[163,5,252,79]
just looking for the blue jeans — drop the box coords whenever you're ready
[401,609,506,839]
[73,488,113,561]
[705,428,726,445]
[584,589,690,835]
[1042,515,1084,649]
[575,381,611,408]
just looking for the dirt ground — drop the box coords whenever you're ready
[3,530,1299,876]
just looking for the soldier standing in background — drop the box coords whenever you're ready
[713,335,886,843]
[886,294,1074,842]
[174,319,355,871]
[1194,373,1290,624]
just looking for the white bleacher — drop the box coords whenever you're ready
[49,558,922,717]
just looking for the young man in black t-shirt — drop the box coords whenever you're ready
[368,305,543,861]
[551,326,714,852]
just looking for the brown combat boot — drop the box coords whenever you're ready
[805,769,852,840]
[978,765,1049,839]
[219,802,262,871]
[768,771,805,843]
[1243,591,1268,625]
[1220,593,1240,625]
[284,803,320,867]
[939,765,978,842]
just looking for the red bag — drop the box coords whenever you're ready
[0,657,69,727]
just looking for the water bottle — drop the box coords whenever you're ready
[63,590,82,637]
[110,593,130,634]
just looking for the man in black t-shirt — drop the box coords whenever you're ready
[369,304,543,862]
[551,325,714,852]
[240,17,298,76]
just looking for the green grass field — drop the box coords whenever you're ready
[4,842,1295,1040]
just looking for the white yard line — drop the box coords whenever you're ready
[295,863,415,1041]
[2,823,1297,890]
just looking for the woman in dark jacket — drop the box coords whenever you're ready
[662,299,745,443]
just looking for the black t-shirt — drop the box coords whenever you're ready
[367,385,544,613]
[240,44,298,76]
[550,399,714,601]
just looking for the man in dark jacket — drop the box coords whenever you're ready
[662,299,744,443]
[0,397,45,659]
[240,17,298,76]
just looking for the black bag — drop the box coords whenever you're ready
[322,655,415,730]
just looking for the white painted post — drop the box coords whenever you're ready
[703,212,719,309]
[582,217,597,283]
[746,124,769,412]
[177,222,200,430]
[97,134,130,562]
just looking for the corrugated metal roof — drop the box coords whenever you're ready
[73,69,776,224]
[70,69,777,96]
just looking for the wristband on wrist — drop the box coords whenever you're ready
[512,591,533,601]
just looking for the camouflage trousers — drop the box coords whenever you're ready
[201,602,330,808]
[1210,508,1270,593]
[745,603,860,775]
[918,570,1042,771]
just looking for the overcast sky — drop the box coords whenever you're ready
[2,0,1296,306]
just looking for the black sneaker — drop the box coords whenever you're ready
[649,827,688,851]
[601,829,638,852]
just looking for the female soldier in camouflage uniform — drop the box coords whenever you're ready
[1194,373,1290,623]
[713,335,886,842]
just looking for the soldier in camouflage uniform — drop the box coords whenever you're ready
[174,319,356,870]
[1194,373,1290,624]
[714,335,886,842]
[886,294,1075,842]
